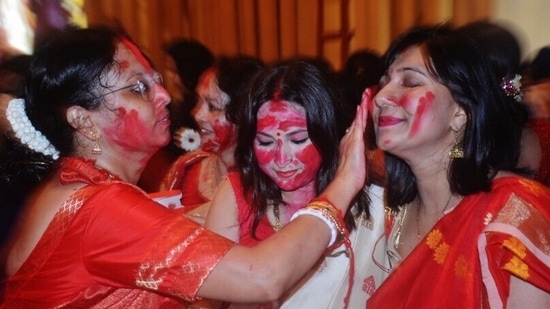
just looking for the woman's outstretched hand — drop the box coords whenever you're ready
[321,88,371,211]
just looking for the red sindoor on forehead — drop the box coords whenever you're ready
[121,38,152,72]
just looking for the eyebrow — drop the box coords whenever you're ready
[118,71,144,84]
[256,128,308,137]
[396,66,428,77]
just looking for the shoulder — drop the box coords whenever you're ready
[491,175,550,214]
[161,150,213,190]
[493,174,549,196]
[174,150,212,166]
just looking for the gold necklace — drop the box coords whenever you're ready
[416,194,454,239]
[393,206,407,249]
[272,204,283,232]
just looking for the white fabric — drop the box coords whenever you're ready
[279,184,388,309]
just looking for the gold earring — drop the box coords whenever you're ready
[449,130,464,159]
[91,131,102,155]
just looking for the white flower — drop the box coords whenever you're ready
[174,127,201,152]
[5,98,60,160]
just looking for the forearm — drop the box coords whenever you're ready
[197,215,331,302]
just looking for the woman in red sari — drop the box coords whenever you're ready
[367,25,550,308]
[0,27,369,308]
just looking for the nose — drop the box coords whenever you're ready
[193,100,206,122]
[373,86,398,110]
[155,83,171,107]
[274,140,291,167]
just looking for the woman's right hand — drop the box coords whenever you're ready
[321,88,371,212]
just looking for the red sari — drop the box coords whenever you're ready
[368,177,550,308]
[2,157,234,308]
[160,150,213,211]
[228,172,277,246]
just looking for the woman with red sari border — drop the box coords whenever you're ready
[367,25,550,308]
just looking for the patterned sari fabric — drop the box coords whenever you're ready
[2,157,234,308]
[368,177,550,309]
[227,172,388,308]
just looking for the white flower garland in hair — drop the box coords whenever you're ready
[6,98,60,160]
[174,127,201,152]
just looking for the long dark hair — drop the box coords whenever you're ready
[236,58,370,237]
[382,25,524,210]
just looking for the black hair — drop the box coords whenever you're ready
[215,55,265,124]
[0,27,139,194]
[164,39,214,92]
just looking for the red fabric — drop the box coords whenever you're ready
[227,172,276,247]
[160,150,212,211]
[2,157,234,308]
[368,177,550,309]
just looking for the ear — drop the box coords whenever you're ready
[451,105,467,132]
[66,106,96,140]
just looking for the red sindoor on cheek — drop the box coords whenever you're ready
[295,143,322,180]
[103,107,152,153]
[254,146,275,168]
[408,91,435,138]
[212,119,235,151]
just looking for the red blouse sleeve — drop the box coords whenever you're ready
[80,183,235,301]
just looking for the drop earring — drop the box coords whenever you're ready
[449,130,464,159]
[91,131,102,155]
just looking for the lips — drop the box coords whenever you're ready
[198,127,214,135]
[276,170,297,178]
[157,113,170,125]
[378,116,403,127]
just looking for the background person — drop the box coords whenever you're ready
[160,55,265,224]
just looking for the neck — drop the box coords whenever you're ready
[89,154,147,184]
[217,145,236,169]
[280,183,317,222]
[410,157,453,216]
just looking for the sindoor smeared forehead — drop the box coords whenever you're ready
[119,38,152,73]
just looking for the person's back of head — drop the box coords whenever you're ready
[530,46,550,82]
[164,39,214,92]
[342,49,383,93]
[458,20,522,80]
[216,55,265,124]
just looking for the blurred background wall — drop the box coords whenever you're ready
[1,0,548,82]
